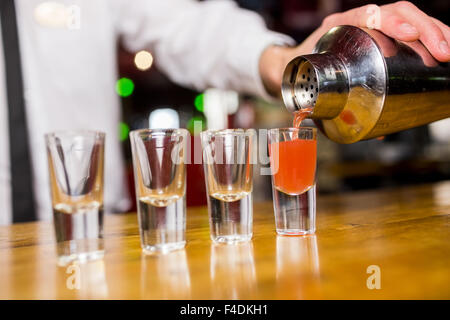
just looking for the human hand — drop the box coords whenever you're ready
[259,1,450,97]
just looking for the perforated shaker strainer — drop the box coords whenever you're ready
[294,61,318,108]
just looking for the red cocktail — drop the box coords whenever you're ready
[268,127,317,235]
[269,138,316,194]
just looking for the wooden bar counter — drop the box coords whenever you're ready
[1,182,449,300]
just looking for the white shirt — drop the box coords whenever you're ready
[0,0,293,225]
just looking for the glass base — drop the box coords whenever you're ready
[272,184,316,235]
[138,196,186,254]
[142,241,186,254]
[57,250,104,266]
[207,193,253,244]
[276,229,315,236]
[212,234,252,244]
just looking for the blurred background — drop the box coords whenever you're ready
[116,0,450,209]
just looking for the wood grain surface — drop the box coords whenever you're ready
[0,182,449,299]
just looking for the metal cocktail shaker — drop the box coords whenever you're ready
[281,25,450,144]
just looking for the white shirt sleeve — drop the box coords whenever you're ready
[111,0,295,99]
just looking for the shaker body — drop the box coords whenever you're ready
[282,25,450,144]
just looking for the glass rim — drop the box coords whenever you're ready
[200,128,256,138]
[130,128,189,137]
[268,127,317,134]
[45,130,105,141]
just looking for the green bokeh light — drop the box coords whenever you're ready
[187,115,205,134]
[119,122,130,141]
[194,93,204,112]
[116,77,135,97]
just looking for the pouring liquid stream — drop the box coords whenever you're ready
[293,107,313,129]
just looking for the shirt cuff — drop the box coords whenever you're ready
[242,31,296,101]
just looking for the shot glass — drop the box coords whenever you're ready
[201,129,255,244]
[268,127,317,235]
[45,131,105,266]
[130,128,188,254]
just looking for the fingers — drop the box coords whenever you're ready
[403,41,439,67]
[322,5,420,42]
[321,2,450,62]
[431,17,450,43]
[392,1,450,61]
[370,7,420,42]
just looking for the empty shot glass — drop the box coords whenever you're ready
[268,128,317,235]
[130,128,188,254]
[45,131,105,266]
[201,129,255,244]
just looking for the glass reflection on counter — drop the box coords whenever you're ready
[276,235,320,298]
[140,249,191,299]
[58,259,109,299]
[210,242,256,299]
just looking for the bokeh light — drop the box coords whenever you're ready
[134,50,153,71]
[119,122,130,141]
[116,77,134,97]
[194,93,204,112]
[34,2,70,28]
[187,115,206,134]
[149,108,180,129]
